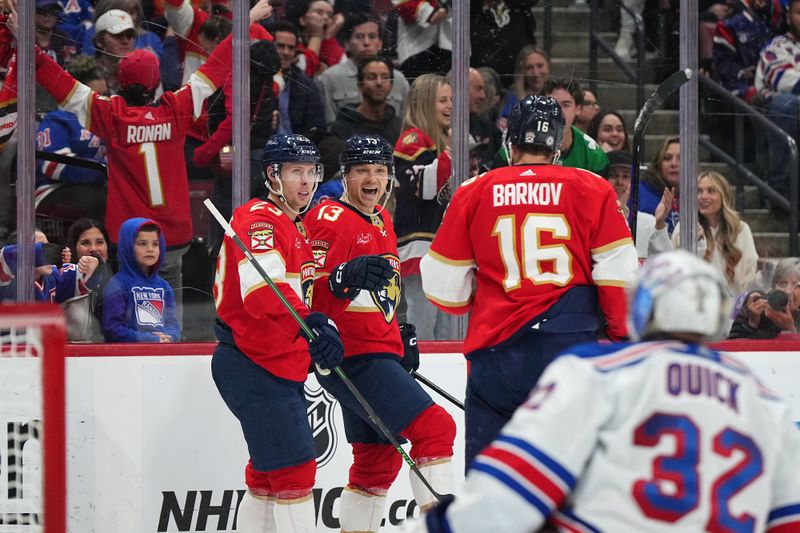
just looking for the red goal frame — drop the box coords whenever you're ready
[0,304,66,533]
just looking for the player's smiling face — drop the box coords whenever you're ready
[345,163,389,212]
[276,163,318,211]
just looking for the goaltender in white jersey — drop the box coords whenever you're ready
[410,250,800,533]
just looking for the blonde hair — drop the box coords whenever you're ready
[697,170,743,284]
[511,46,550,101]
[402,74,450,155]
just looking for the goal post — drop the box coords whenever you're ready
[0,304,66,533]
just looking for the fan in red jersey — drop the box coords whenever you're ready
[1,0,273,314]
[305,134,456,533]
[420,95,639,471]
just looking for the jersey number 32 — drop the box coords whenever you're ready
[633,412,763,532]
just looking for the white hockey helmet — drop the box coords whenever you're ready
[628,250,731,341]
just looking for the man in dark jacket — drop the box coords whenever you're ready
[329,55,402,145]
[271,20,325,136]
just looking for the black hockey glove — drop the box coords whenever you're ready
[424,494,455,533]
[301,312,344,371]
[329,255,394,299]
[399,322,419,373]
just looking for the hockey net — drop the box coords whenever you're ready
[0,304,66,533]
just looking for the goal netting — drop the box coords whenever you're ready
[0,304,66,533]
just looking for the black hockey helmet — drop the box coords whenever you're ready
[261,134,321,167]
[339,134,394,175]
[506,95,565,152]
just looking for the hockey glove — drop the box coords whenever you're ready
[399,322,419,373]
[329,255,394,299]
[301,312,344,370]
[423,494,455,533]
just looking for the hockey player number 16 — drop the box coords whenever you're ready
[633,413,763,531]
[492,213,573,290]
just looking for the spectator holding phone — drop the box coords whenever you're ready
[767,257,800,332]
[728,289,784,339]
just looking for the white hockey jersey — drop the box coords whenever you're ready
[420,341,800,533]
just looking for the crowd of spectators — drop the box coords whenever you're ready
[0,0,798,344]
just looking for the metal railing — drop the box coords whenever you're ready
[588,1,646,112]
[699,76,799,256]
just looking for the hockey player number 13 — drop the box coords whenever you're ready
[492,213,573,290]
[633,413,763,531]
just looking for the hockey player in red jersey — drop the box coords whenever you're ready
[306,134,456,532]
[420,95,638,470]
[1,0,273,306]
[212,134,344,533]
[413,251,800,533]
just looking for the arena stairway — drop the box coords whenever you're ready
[535,0,794,258]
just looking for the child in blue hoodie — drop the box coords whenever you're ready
[102,218,180,343]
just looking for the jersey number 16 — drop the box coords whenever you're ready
[492,213,573,290]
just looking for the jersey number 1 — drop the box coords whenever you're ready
[139,142,164,207]
[492,213,573,290]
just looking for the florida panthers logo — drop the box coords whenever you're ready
[305,384,338,467]
[371,256,401,323]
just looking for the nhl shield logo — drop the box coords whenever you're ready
[305,384,338,467]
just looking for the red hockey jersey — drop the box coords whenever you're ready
[0,14,17,152]
[33,35,233,247]
[214,198,316,382]
[420,164,638,354]
[306,200,404,359]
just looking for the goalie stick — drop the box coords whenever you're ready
[630,69,693,243]
[204,199,445,504]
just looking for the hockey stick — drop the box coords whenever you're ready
[412,371,464,411]
[204,199,445,504]
[630,68,693,243]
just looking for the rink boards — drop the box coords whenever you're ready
[6,341,800,532]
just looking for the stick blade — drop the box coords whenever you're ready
[633,69,693,136]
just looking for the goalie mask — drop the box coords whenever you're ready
[261,134,322,214]
[628,250,731,342]
[505,95,565,163]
